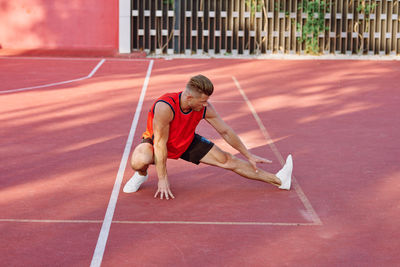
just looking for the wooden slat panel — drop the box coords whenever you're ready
[131,0,399,55]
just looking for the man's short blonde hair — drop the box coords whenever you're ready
[186,74,214,96]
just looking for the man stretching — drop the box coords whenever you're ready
[123,75,293,199]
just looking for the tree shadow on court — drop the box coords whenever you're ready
[0,62,158,265]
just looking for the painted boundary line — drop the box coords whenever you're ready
[90,60,154,267]
[0,219,319,226]
[2,54,399,61]
[150,54,400,61]
[0,219,103,223]
[112,220,317,226]
[232,76,322,226]
[0,59,106,94]
[0,56,151,62]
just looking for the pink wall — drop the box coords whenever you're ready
[0,0,118,51]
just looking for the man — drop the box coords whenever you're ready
[123,75,293,200]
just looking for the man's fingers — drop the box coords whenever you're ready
[155,187,174,200]
[256,158,272,164]
[250,161,258,172]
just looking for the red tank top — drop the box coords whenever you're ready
[142,92,207,159]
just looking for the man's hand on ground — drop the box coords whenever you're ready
[154,178,175,200]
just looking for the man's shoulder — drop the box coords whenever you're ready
[157,92,181,105]
[153,93,177,119]
[159,91,180,99]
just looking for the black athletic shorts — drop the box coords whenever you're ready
[180,134,214,164]
[141,133,214,165]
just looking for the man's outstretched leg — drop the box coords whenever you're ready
[123,142,154,193]
[200,145,292,190]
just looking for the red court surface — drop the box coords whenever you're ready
[1,57,399,266]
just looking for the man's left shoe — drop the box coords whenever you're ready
[123,172,148,193]
[276,154,293,190]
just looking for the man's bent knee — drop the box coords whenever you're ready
[131,158,150,172]
[130,143,154,171]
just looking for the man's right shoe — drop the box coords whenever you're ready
[276,154,293,190]
[123,172,148,193]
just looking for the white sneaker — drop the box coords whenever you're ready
[123,172,148,193]
[276,154,293,190]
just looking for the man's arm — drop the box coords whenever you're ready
[153,102,175,200]
[204,102,272,169]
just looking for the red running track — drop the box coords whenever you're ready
[0,57,399,266]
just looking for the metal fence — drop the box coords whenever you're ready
[131,0,400,56]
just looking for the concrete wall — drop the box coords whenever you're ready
[0,0,118,51]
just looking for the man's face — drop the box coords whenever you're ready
[189,93,209,111]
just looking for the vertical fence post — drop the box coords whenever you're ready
[119,0,131,53]
[174,0,180,53]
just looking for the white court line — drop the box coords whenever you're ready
[111,220,318,226]
[0,59,106,94]
[0,56,151,62]
[90,60,154,267]
[232,76,322,226]
[0,218,319,226]
[88,59,105,78]
[0,219,102,223]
